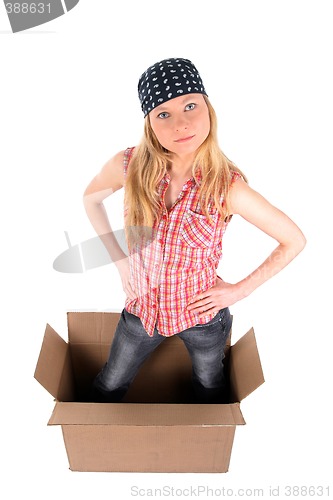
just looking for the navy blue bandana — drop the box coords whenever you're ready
[138,57,208,117]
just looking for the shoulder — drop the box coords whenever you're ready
[230,170,244,185]
[99,149,127,187]
[83,148,136,197]
[102,147,136,182]
[228,175,264,216]
[229,176,283,225]
[109,147,135,170]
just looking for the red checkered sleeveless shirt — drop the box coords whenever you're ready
[123,147,241,337]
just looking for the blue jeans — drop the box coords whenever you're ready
[92,307,232,403]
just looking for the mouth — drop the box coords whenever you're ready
[174,135,195,143]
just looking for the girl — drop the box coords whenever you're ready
[83,57,306,403]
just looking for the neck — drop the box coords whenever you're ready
[167,153,195,180]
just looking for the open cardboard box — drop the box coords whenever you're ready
[34,311,264,473]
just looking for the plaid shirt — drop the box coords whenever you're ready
[123,147,240,337]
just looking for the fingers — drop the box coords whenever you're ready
[198,308,218,319]
[187,285,223,316]
[187,297,214,313]
[192,303,218,319]
[123,281,137,301]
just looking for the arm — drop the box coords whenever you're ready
[187,178,306,317]
[228,178,306,297]
[83,150,136,299]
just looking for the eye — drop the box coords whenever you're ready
[157,112,169,119]
[185,103,196,111]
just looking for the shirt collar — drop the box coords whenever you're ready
[162,169,202,189]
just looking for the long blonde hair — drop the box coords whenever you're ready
[124,96,247,229]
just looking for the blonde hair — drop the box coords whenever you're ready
[124,96,247,229]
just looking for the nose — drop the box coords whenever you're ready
[174,114,189,132]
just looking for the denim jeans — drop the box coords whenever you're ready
[92,307,232,403]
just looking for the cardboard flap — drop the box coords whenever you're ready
[67,311,121,344]
[34,324,75,401]
[48,402,246,426]
[229,328,265,402]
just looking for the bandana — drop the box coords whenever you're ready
[138,57,208,117]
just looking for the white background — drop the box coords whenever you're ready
[1,1,332,498]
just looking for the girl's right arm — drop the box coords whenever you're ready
[83,150,136,300]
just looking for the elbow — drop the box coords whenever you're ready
[83,192,89,211]
[292,230,307,258]
[83,191,96,214]
[298,230,307,253]
[281,229,306,262]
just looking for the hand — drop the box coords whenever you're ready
[187,277,242,319]
[116,258,137,301]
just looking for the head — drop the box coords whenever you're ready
[138,57,211,158]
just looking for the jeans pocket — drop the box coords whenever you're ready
[218,308,232,339]
[121,309,147,340]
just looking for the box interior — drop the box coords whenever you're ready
[34,311,264,405]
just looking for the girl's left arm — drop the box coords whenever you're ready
[187,178,306,317]
[228,177,306,297]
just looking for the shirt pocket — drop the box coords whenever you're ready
[181,210,218,248]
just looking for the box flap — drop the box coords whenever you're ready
[34,324,75,401]
[229,327,265,402]
[48,402,246,426]
[67,311,121,344]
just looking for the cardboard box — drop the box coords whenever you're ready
[34,311,264,473]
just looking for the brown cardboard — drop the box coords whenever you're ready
[229,328,265,402]
[34,311,264,473]
[34,324,75,401]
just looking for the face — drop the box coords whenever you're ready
[148,94,210,158]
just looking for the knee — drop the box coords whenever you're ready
[192,361,225,389]
[94,362,129,392]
